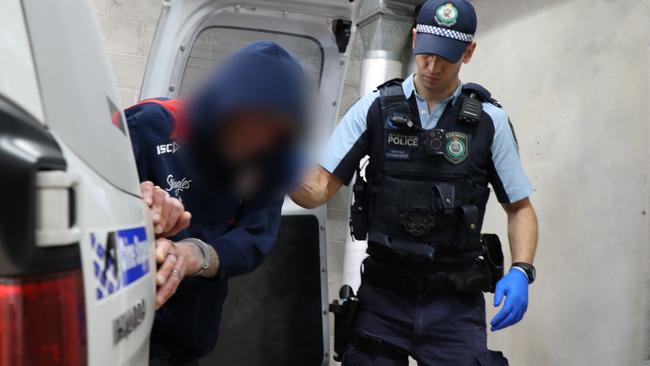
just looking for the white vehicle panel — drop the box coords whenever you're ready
[142,0,351,146]
[58,141,155,366]
[10,0,158,364]
[21,0,141,196]
[0,0,44,122]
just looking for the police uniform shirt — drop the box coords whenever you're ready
[320,73,533,204]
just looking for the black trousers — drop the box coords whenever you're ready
[342,282,509,366]
[149,341,199,366]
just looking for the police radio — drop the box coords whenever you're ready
[459,93,483,124]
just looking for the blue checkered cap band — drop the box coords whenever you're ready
[416,24,474,43]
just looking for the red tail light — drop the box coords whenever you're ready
[0,269,87,366]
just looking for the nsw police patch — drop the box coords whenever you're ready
[444,132,468,164]
[435,3,459,27]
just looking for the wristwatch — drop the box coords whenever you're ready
[512,262,536,284]
[184,238,211,277]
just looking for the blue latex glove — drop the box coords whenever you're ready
[490,268,529,331]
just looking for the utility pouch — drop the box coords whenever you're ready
[329,285,360,362]
[367,233,436,263]
[481,234,505,293]
[457,205,481,250]
[350,169,369,240]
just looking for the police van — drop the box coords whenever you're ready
[0,0,427,364]
[1,0,156,364]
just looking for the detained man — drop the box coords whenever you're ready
[124,41,308,365]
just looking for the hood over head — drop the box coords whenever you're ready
[188,41,308,196]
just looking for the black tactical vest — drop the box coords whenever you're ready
[364,79,501,264]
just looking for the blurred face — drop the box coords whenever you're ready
[218,110,297,166]
[412,30,476,95]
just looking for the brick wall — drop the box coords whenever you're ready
[93,0,163,108]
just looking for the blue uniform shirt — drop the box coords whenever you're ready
[320,73,532,204]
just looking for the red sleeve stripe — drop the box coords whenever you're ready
[131,98,188,140]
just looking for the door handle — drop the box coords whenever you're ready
[35,170,81,247]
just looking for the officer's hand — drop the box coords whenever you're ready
[140,181,191,238]
[490,269,529,331]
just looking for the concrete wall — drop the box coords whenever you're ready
[462,1,649,365]
[339,1,650,365]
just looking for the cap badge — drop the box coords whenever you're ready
[435,3,459,27]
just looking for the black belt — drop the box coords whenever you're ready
[362,257,490,294]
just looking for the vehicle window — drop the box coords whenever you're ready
[180,27,323,96]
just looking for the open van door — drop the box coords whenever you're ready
[141,1,354,364]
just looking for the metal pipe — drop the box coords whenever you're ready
[342,0,415,290]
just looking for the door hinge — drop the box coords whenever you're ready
[333,19,352,53]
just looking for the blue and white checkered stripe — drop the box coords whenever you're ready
[90,233,120,300]
[416,24,474,43]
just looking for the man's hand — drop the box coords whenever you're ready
[141,181,191,237]
[490,269,529,331]
[290,167,343,209]
[154,238,204,309]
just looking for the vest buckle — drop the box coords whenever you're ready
[389,113,416,130]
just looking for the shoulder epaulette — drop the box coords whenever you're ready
[463,83,502,108]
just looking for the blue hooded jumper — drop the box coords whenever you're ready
[124,41,307,360]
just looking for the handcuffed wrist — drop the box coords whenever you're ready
[182,238,211,276]
[175,241,200,275]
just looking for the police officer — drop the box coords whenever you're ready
[291,0,538,364]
